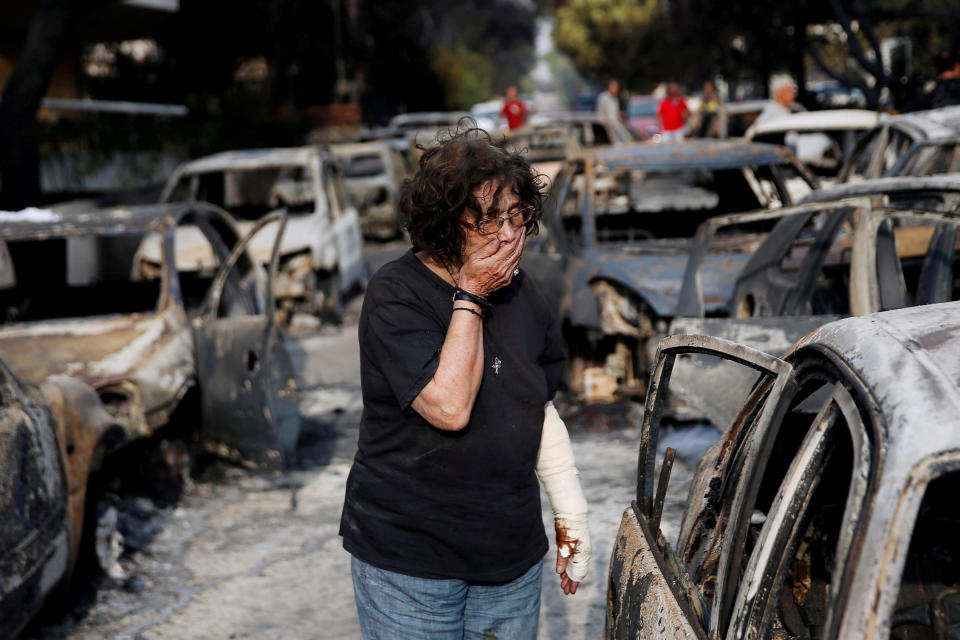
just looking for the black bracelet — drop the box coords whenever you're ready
[452,306,484,319]
[452,287,491,310]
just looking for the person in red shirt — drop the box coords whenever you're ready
[499,86,529,132]
[657,82,690,141]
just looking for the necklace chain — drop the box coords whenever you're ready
[443,261,459,287]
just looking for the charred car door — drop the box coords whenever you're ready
[195,211,301,468]
[606,334,795,639]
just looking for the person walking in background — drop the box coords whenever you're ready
[340,127,591,640]
[499,85,529,132]
[596,78,621,122]
[657,82,689,141]
[757,75,798,124]
[696,80,723,138]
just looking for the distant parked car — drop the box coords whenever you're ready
[526,110,638,147]
[520,140,817,402]
[469,99,504,133]
[745,109,885,181]
[388,111,471,144]
[331,140,410,240]
[839,105,960,181]
[808,78,868,108]
[506,125,582,189]
[157,146,367,318]
[626,95,660,139]
[607,300,960,640]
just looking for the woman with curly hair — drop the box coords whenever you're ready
[340,127,591,639]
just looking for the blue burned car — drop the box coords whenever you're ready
[521,139,817,401]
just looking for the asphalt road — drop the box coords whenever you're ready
[24,288,700,640]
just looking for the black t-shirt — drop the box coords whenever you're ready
[340,249,565,583]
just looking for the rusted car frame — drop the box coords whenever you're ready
[607,301,960,639]
[522,140,817,402]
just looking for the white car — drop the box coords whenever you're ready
[746,109,886,181]
[146,146,367,318]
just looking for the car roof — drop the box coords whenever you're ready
[801,173,960,203]
[890,105,960,137]
[747,109,887,138]
[529,111,608,124]
[0,203,191,240]
[796,301,960,462]
[588,139,793,171]
[330,140,391,156]
[179,147,322,173]
[388,111,470,126]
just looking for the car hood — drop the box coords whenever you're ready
[0,313,173,389]
[576,243,750,320]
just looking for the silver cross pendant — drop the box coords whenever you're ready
[492,357,502,375]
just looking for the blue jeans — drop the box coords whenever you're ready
[351,556,542,639]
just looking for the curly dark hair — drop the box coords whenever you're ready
[400,125,546,270]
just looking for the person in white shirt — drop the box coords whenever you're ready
[757,75,797,124]
[596,78,621,122]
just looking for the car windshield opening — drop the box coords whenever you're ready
[0,234,160,324]
[195,166,314,220]
[342,154,386,178]
[568,166,765,241]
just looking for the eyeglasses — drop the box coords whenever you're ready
[459,204,536,236]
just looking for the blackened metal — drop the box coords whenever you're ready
[651,447,675,535]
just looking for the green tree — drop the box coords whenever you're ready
[553,0,659,84]
[430,44,494,109]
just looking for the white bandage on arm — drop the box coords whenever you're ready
[536,401,591,582]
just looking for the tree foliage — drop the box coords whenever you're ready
[551,0,960,107]
[553,0,658,83]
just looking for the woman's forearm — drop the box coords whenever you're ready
[411,302,484,430]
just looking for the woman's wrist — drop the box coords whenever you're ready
[452,287,490,310]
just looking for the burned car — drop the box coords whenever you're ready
[0,359,110,638]
[331,140,410,240]
[0,203,300,465]
[839,105,960,182]
[526,110,639,147]
[674,175,960,355]
[607,300,960,639]
[506,125,583,189]
[745,109,885,181]
[0,204,300,620]
[155,146,367,318]
[521,140,817,402]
